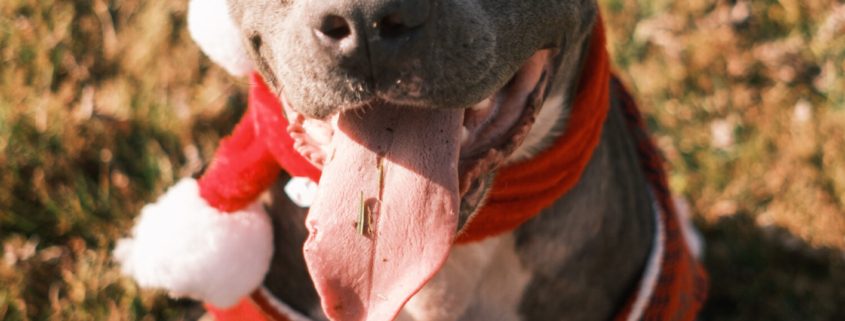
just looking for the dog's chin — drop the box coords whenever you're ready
[286,49,555,214]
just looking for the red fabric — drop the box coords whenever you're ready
[197,101,281,212]
[249,73,321,182]
[206,290,297,321]
[197,74,320,212]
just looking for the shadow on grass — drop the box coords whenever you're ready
[700,214,845,321]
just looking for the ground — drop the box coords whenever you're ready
[1,0,844,320]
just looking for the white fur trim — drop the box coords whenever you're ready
[113,178,273,308]
[625,197,665,321]
[188,0,253,76]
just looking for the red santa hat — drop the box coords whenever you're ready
[113,0,315,309]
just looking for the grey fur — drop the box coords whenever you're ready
[515,97,654,321]
[228,0,596,118]
[233,0,657,319]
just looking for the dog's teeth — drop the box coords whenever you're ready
[461,126,470,145]
[472,98,492,112]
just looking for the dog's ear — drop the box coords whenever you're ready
[187,0,252,76]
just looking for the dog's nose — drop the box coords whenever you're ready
[313,0,431,42]
[314,14,355,43]
[372,0,431,39]
[309,0,432,78]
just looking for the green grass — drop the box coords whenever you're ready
[1,0,844,320]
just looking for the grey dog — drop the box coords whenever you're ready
[235,0,703,319]
[117,0,707,320]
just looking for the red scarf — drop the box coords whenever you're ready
[201,15,707,321]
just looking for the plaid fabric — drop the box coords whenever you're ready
[611,78,708,321]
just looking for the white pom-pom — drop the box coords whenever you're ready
[187,0,253,76]
[114,178,273,308]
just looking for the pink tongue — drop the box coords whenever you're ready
[303,106,462,321]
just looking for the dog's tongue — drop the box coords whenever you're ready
[303,106,462,321]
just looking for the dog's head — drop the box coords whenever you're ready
[198,0,597,319]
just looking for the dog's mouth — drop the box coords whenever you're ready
[456,50,553,213]
[288,50,553,212]
[284,49,554,321]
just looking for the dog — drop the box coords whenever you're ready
[115,0,707,320]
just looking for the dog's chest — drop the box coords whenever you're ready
[396,234,531,321]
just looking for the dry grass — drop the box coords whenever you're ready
[1,1,242,319]
[1,0,844,320]
[603,0,845,319]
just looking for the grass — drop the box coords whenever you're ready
[1,0,844,320]
[603,0,845,319]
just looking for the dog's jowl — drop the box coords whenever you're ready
[114,0,708,320]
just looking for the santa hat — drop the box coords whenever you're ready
[113,0,310,309]
[113,178,273,308]
[112,114,279,309]
[186,0,252,76]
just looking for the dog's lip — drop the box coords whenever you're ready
[456,49,554,196]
